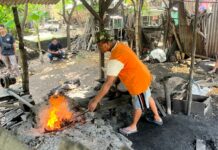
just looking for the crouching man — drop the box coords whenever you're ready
[88,30,163,135]
[48,38,64,63]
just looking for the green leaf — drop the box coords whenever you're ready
[4,20,15,29]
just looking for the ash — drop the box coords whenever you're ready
[15,111,133,150]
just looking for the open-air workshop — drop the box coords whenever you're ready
[0,0,218,150]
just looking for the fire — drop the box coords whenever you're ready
[38,95,73,131]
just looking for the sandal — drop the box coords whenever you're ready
[119,127,138,135]
[146,117,163,126]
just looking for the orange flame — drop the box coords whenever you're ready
[38,95,73,131]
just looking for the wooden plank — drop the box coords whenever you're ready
[155,99,167,117]
[1,109,24,127]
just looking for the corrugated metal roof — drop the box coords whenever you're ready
[0,0,60,5]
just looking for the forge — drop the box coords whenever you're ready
[37,94,87,133]
[0,78,133,150]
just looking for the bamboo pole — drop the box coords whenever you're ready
[186,0,199,115]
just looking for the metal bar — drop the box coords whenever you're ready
[7,89,34,108]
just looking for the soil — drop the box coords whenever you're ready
[1,51,218,150]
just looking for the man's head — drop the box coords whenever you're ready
[51,38,58,45]
[96,30,113,53]
[0,24,7,36]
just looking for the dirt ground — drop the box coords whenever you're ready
[1,51,218,150]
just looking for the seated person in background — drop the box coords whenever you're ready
[48,38,64,63]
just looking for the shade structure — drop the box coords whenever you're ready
[0,0,60,5]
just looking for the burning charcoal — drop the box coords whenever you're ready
[38,95,74,133]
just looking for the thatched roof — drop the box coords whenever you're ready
[0,0,60,5]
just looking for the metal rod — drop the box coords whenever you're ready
[7,89,34,108]
[186,0,200,115]
[74,109,89,119]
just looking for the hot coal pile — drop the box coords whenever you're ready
[37,94,85,133]
[4,94,132,150]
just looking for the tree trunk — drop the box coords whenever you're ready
[99,0,105,80]
[186,0,200,115]
[163,0,171,49]
[80,0,123,79]
[138,0,142,54]
[36,26,44,63]
[12,7,29,94]
[178,1,193,53]
[67,24,71,52]
[62,0,76,53]
[135,0,140,57]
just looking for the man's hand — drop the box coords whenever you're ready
[88,76,116,112]
[88,99,98,112]
[52,51,58,54]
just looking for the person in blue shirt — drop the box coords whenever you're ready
[48,38,64,63]
[0,24,19,77]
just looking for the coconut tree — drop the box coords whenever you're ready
[28,11,48,63]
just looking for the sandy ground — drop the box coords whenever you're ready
[1,51,218,150]
[27,51,100,103]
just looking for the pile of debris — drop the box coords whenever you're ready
[0,87,33,131]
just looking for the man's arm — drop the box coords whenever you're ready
[10,35,16,54]
[13,43,16,54]
[88,76,116,111]
[0,38,2,60]
[0,47,2,60]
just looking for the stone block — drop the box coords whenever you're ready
[172,96,212,116]
[196,139,206,150]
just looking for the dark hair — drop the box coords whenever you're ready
[95,30,113,43]
[51,38,58,42]
[0,24,5,28]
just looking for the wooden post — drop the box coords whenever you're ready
[186,0,199,115]
[135,0,140,57]
[99,0,105,80]
[163,80,171,115]
[12,7,29,94]
[163,0,171,49]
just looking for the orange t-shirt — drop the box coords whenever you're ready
[109,42,152,95]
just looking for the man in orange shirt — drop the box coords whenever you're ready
[88,31,163,135]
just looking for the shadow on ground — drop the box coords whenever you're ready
[127,108,218,150]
